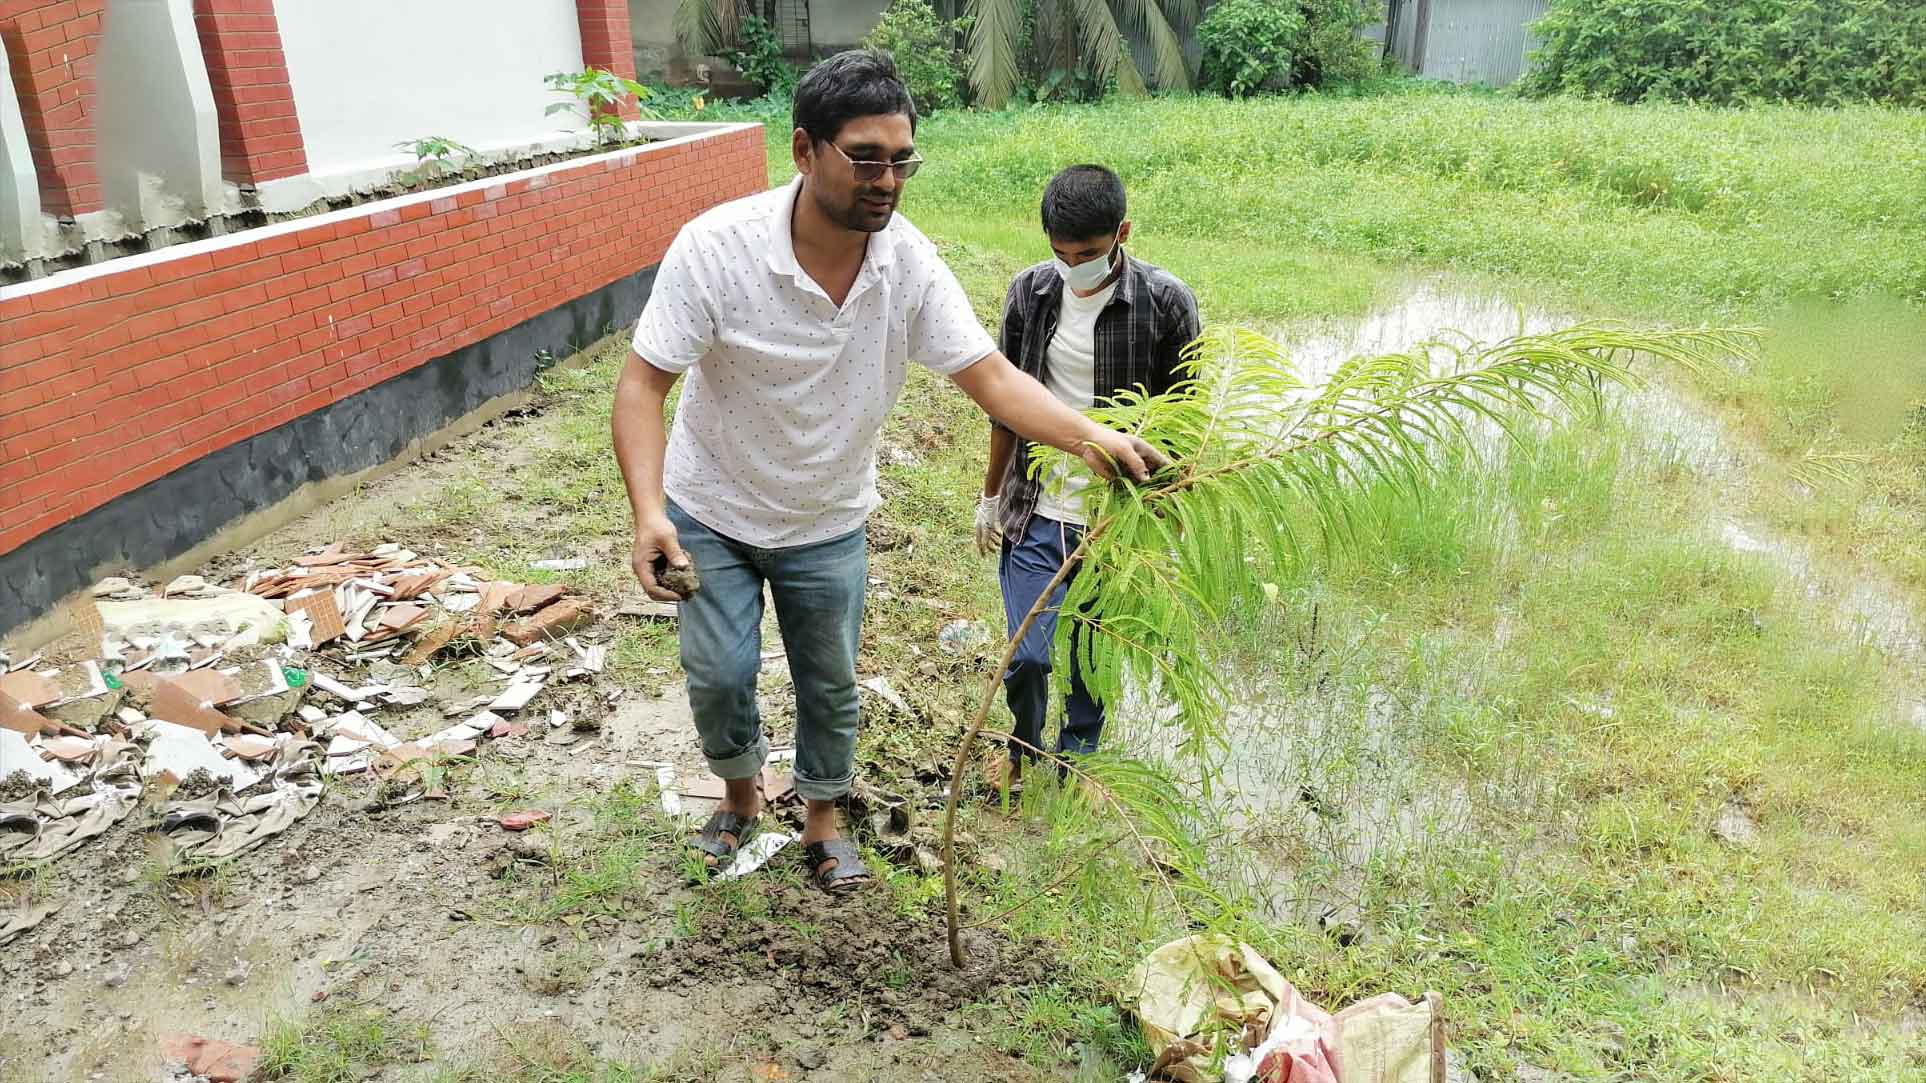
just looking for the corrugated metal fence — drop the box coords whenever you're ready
[1384,0,1552,87]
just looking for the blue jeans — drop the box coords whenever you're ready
[999,514,1104,765]
[667,500,867,802]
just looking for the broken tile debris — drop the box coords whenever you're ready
[159,1034,262,1083]
[0,538,614,894]
[498,809,550,831]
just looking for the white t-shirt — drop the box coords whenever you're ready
[632,177,996,548]
[1032,279,1117,527]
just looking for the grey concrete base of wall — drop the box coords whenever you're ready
[0,264,660,645]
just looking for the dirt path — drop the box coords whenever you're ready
[0,363,1054,1083]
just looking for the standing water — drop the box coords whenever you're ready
[1107,279,1926,927]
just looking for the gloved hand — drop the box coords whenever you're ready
[974,493,1003,556]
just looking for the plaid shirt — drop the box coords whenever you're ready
[992,250,1201,539]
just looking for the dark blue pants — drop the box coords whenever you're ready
[999,514,1104,765]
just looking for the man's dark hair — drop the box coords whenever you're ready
[793,50,918,145]
[1041,165,1127,240]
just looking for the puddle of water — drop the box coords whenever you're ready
[1268,282,1564,378]
[1114,680,1476,925]
[1286,279,1926,720]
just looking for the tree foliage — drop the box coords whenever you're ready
[1198,0,1379,97]
[966,0,1199,107]
[864,0,969,113]
[1520,0,1926,107]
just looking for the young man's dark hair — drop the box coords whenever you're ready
[1040,164,1127,240]
[792,49,918,146]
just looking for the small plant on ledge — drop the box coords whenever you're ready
[546,68,661,143]
[393,136,479,187]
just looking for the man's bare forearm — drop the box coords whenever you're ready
[612,351,680,523]
[953,352,1104,453]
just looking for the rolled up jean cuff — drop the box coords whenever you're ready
[704,731,769,781]
[792,768,855,803]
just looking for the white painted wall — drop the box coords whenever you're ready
[0,40,43,260]
[273,0,588,177]
[97,0,223,231]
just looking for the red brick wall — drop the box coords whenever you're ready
[574,0,640,120]
[0,0,105,217]
[0,125,765,556]
[192,0,307,185]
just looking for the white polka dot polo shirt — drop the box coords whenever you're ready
[632,176,993,549]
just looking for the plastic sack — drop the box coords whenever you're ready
[1126,934,1441,1083]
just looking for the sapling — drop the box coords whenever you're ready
[940,321,1758,965]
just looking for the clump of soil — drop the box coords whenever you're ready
[0,771,41,801]
[172,769,222,800]
[656,877,1054,1036]
[653,556,701,600]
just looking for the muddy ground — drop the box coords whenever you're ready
[0,368,1055,1083]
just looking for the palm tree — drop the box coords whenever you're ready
[675,0,742,57]
[965,0,1199,106]
[941,321,1758,963]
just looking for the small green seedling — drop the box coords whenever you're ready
[393,136,478,187]
[545,68,660,142]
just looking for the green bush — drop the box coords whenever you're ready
[862,0,966,113]
[1197,0,1379,97]
[726,16,799,96]
[1198,0,1306,96]
[1520,0,1926,107]
[1295,0,1380,88]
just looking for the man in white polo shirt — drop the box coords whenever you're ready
[612,52,1164,894]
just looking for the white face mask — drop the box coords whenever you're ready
[1053,234,1121,292]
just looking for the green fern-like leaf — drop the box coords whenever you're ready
[1023,323,1755,749]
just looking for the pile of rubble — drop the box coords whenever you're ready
[0,540,616,941]
[241,541,594,654]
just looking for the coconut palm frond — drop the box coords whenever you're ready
[1031,324,1758,745]
[1065,0,1149,94]
[1111,0,1192,90]
[966,0,1026,107]
[674,0,740,57]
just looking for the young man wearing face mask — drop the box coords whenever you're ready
[613,56,1169,893]
[976,165,1202,789]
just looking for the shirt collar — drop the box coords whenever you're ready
[766,174,898,281]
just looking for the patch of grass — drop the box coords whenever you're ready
[906,94,1926,318]
[966,982,1149,1079]
[1708,299,1926,592]
[423,1019,716,1082]
[259,1004,431,1083]
[491,782,679,925]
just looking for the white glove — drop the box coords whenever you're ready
[974,493,1003,556]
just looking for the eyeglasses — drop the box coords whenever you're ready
[826,141,924,182]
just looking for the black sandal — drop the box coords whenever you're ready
[689,809,758,869]
[802,838,872,895]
